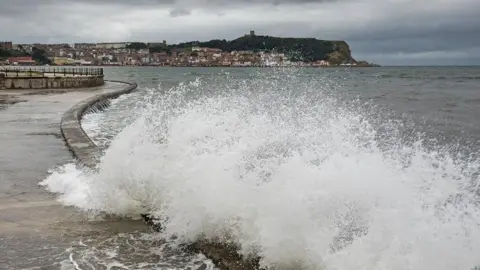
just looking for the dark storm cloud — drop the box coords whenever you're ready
[343,3,480,65]
[0,0,478,65]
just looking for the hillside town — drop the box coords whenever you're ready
[0,40,343,67]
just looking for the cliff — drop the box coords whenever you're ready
[165,35,357,64]
[328,40,356,65]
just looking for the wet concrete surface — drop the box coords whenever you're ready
[0,82,150,270]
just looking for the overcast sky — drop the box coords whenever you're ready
[1,0,479,65]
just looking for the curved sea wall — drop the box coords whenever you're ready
[60,80,261,270]
[60,80,137,168]
[1,75,104,89]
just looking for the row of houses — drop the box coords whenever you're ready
[0,41,13,50]
[74,41,167,50]
[3,56,36,65]
[1,41,333,67]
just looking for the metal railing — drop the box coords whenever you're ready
[0,67,103,77]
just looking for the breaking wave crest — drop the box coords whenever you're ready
[42,69,480,270]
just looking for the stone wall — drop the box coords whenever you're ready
[1,75,104,89]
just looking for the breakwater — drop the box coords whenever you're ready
[59,80,261,270]
[60,80,137,168]
[0,67,104,89]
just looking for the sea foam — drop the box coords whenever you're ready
[42,68,480,270]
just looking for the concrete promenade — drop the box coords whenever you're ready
[1,78,256,269]
[0,82,146,269]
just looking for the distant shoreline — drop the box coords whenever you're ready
[2,64,379,68]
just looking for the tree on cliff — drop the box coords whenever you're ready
[31,47,51,65]
[0,48,29,59]
[0,49,10,59]
[169,35,341,61]
[0,47,51,64]
[126,42,148,50]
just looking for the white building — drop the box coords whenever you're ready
[96,42,128,49]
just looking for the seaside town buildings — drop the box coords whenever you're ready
[0,41,13,50]
[5,56,36,66]
[1,40,335,67]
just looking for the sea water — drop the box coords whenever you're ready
[42,67,480,270]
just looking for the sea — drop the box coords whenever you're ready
[41,66,480,270]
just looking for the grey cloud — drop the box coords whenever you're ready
[305,1,480,65]
[0,0,478,65]
[169,8,191,17]
[72,0,344,4]
[0,0,345,10]
[0,0,342,20]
